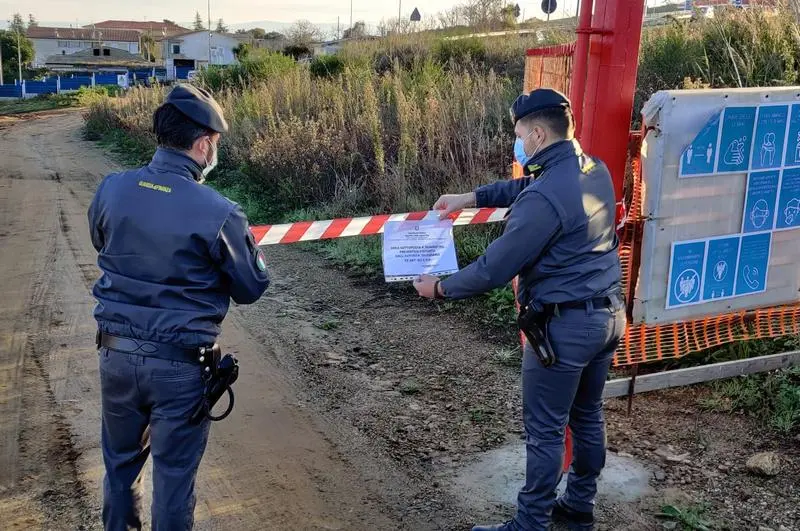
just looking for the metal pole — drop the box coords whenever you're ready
[350,0,353,32]
[208,0,212,66]
[0,34,4,85]
[570,0,594,137]
[16,29,22,84]
[398,0,402,22]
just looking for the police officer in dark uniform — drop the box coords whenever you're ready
[88,84,270,530]
[414,88,626,531]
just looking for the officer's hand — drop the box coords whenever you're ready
[413,274,441,299]
[433,192,476,220]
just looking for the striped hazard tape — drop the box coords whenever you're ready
[250,207,508,246]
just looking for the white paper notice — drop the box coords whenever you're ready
[382,213,459,282]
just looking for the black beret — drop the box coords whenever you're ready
[165,83,228,133]
[509,88,571,124]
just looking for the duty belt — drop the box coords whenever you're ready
[541,293,621,318]
[96,331,200,364]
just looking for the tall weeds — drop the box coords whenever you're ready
[84,8,800,223]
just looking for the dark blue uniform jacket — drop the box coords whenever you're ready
[88,147,270,348]
[441,139,621,308]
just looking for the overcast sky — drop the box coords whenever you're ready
[0,0,587,28]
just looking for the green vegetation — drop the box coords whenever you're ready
[656,503,713,531]
[0,22,34,83]
[635,8,800,122]
[0,94,73,115]
[82,8,800,382]
[0,86,121,116]
[700,366,800,434]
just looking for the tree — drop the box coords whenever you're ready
[216,18,228,33]
[438,0,505,30]
[8,13,26,34]
[343,21,367,39]
[27,14,38,28]
[286,20,320,48]
[233,42,250,60]
[265,31,284,40]
[500,4,520,28]
[0,30,34,81]
[140,33,156,62]
[193,11,205,31]
[251,28,267,39]
[163,19,176,25]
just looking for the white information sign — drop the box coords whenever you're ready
[381,214,459,282]
[636,87,800,325]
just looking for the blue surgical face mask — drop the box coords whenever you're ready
[514,130,543,168]
[514,137,530,167]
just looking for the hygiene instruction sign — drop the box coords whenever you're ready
[637,87,800,324]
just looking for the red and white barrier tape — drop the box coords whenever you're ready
[250,207,508,246]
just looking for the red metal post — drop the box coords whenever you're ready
[569,0,595,134]
[579,0,646,207]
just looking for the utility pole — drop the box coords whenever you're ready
[350,0,353,33]
[398,0,402,22]
[16,28,22,84]
[0,34,4,85]
[208,0,212,66]
[337,17,340,40]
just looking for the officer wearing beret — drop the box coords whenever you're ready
[414,89,625,530]
[88,84,270,530]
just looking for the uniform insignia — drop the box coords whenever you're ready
[255,249,267,271]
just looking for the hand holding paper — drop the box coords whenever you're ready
[413,274,441,299]
[432,192,477,220]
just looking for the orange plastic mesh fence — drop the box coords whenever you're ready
[524,43,576,97]
[521,45,800,367]
[613,132,800,365]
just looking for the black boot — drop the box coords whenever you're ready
[551,499,594,530]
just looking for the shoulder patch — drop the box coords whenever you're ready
[255,249,267,271]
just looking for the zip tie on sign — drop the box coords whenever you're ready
[250,207,509,246]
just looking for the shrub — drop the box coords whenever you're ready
[634,8,800,121]
[199,51,296,91]
[309,54,346,78]
[433,37,487,65]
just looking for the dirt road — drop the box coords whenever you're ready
[1,112,797,531]
[0,112,434,530]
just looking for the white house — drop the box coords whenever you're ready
[26,26,141,68]
[161,31,240,77]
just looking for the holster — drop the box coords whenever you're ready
[517,306,557,368]
[190,344,240,424]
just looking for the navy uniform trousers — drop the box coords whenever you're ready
[513,298,626,531]
[99,348,210,531]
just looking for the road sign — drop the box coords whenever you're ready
[541,0,557,15]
